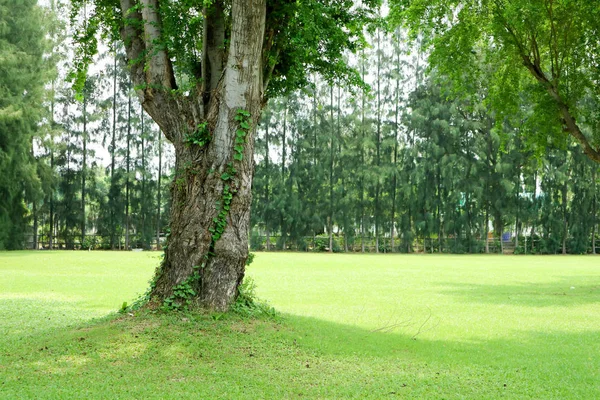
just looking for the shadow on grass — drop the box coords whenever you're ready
[2,297,599,399]
[440,277,600,307]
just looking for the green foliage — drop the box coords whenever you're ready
[389,0,600,161]
[0,0,49,249]
[207,109,250,246]
[184,122,211,147]
[69,0,383,102]
[230,276,277,319]
[163,265,202,311]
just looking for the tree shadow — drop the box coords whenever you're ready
[439,276,600,307]
[2,299,598,399]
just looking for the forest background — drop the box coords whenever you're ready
[2,0,599,255]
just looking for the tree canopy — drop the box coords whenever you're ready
[390,0,600,162]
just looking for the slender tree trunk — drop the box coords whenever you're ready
[125,81,131,250]
[110,49,118,249]
[374,28,382,254]
[80,89,87,247]
[515,189,520,251]
[49,147,54,249]
[141,108,147,248]
[328,85,334,253]
[156,132,162,250]
[264,111,270,251]
[530,172,538,253]
[391,34,400,254]
[562,182,568,255]
[593,167,597,254]
[485,209,490,254]
[280,101,287,249]
[360,51,366,253]
[32,200,38,249]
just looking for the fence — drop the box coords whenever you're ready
[25,234,167,251]
[249,234,599,254]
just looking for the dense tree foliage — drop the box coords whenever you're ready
[249,25,600,255]
[3,1,599,267]
[0,0,48,249]
[389,0,600,163]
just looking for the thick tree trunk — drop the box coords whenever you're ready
[142,0,265,311]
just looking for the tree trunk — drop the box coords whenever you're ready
[562,182,568,255]
[141,0,265,311]
[264,109,270,251]
[328,85,334,253]
[110,49,118,250]
[125,82,131,250]
[280,101,287,249]
[141,108,147,248]
[375,30,382,255]
[32,200,38,249]
[81,88,87,247]
[484,209,489,254]
[156,132,162,250]
[593,167,597,254]
[49,147,54,249]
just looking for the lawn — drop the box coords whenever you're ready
[0,251,599,399]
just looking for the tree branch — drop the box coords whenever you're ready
[119,0,146,95]
[521,56,600,163]
[140,0,176,91]
[202,1,226,106]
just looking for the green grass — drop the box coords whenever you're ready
[1,252,599,399]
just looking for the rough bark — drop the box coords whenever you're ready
[119,0,266,311]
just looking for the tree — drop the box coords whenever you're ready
[0,0,48,249]
[391,0,600,164]
[74,0,379,310]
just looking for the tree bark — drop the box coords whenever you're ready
[125,81,132,250]
[156,132,162,250]
[328,85,334,253]
[120,0,266,311]
[593,167,597,254]
[264,109,270,251]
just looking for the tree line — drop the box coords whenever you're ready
[3,1,599,256]
[0,0,172,250]
[250,27,599,254]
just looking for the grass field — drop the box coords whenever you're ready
[1,251,599,399]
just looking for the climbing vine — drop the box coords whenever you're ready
[208,109,251,244]
[184,122,211,147]
[163,264,202,311]
[161,109,252,311]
